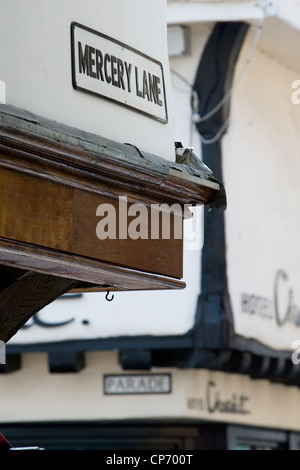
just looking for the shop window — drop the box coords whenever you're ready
[227,425,288,450]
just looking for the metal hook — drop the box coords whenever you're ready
[105,290,114,302]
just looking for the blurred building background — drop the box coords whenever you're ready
[0,0,300,450]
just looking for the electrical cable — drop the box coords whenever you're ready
[170,18,264,145]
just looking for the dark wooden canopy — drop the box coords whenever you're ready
[0,104,224,342]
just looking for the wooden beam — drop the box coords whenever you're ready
[0,106,222,316]
[0,272,79,343]
[0,238,186,291]
[0,167,184,279]
[0,106,221,206]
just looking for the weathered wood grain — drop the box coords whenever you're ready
[0,168,73,251]
[72,189,183,279]
[0,238,186,291]
[0,272,78,343]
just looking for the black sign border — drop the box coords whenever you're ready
[71,22,168,124]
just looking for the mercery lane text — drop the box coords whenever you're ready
[78,41,163,105]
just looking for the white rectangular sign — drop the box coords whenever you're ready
[71,23,168,123]
[104,374,171,395]
[0,341,6,364]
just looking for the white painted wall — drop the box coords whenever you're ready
[0,0,175,160]
[223,18,300,350]
[1,350,300,430]
[167,0,300,32]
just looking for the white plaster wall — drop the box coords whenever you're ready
[0,351,186,422]
[0,0,175,160]
[223,20,300,350]
[1,350,300,430]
